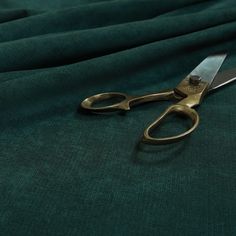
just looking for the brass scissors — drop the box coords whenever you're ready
[81,54,236,145]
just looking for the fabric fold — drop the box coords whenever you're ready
[1,1,236,236]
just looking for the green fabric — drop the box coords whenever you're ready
[1,0,236,235]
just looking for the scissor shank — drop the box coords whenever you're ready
[174,76,209,108]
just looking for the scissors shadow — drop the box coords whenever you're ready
[131,138,189,166]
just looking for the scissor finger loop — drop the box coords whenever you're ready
[142,104,200,145]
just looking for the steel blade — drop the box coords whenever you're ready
[208,67,236,91]
[189,54,227,87]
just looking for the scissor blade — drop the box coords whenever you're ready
[189,54,227,86]
[208,67,236,91]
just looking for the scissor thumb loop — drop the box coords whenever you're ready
[118,102,131,111]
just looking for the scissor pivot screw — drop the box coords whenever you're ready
[189,75,201,85]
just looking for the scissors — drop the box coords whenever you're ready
[81,54,236,145]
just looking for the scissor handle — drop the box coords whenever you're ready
[142,104,199,145]
[81,91,176,112]
[81,92,132,112]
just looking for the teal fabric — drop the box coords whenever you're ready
[1,1,236,235]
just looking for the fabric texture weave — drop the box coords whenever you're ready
[0,0,236,235]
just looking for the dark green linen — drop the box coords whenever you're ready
[0,0,236,235]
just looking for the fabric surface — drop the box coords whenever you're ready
[0,0,236,235]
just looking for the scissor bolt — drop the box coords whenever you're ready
[189,75,201,86]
